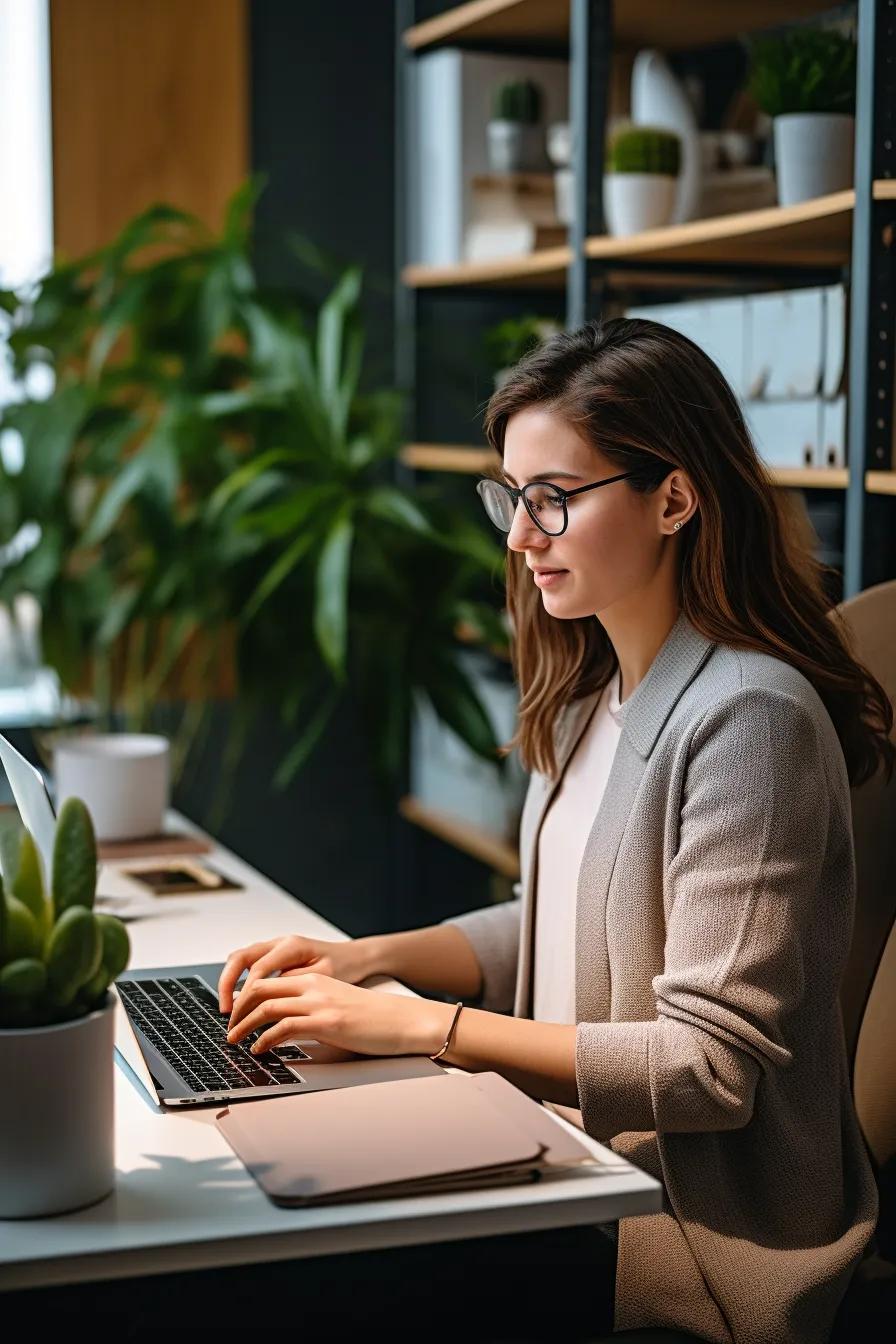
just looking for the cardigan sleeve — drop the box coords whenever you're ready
[440,885,522,1013]
[576,686,839,1139]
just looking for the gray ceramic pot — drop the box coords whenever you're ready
[0,994,115,1217]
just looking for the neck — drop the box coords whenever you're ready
[597,586,681,704]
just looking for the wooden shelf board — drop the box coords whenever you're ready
[401,443,495,473]
[402,245,571,290]
[586,190,858,268]
[398,795,520,879]
[403,0,832,54]
[404,446,857,492]
[403,185,895,290]
[867,471,896,496]
[771,467,849,490]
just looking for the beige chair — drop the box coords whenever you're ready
[599,582,896,1342]
[828,578,896,1335]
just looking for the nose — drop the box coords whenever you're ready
[506,495,547,553]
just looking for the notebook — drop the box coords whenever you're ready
[215,1070,597,1207]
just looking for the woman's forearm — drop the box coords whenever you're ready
[425,1003,579,1107]
[360,923,484,1000]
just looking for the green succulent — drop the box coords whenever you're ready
[607,126,681,176]
[0,797,130,1029]
[748,28,857,118]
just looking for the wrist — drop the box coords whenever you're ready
[415,998,455,1057]
[353,934,388,981]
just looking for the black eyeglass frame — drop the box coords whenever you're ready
[476,471,637,537]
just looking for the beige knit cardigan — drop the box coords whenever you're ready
[444,610,877,1344]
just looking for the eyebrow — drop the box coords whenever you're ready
[500,468,584,485]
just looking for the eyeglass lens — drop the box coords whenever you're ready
[478,480,566,536]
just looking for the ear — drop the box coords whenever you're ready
[658,469,698,534]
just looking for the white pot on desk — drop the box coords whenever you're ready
[54,733,170,841]
[0,995,115,1217]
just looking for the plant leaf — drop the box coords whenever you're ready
[313,505,354,678]
[273,682,342,788]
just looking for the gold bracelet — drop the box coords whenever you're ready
[430,1000,464,1062]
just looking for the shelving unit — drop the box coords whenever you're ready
[395,0,896,878]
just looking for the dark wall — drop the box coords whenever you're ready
[249,0,396,385]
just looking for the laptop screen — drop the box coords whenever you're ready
[0,733,58,883]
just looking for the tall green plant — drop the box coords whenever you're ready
[0,183,510,808]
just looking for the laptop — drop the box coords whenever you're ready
[0,731,444,1108]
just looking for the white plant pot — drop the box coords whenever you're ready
[54,732,170,841]
[486,120,544,174]
[631,49,701,224]
[603,173,676,236]
[0,996,115,1217]
[553,167,573,225]
[773,113,855,206]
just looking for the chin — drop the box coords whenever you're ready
[542,592,596,620]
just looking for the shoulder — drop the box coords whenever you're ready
[680,641,846,782]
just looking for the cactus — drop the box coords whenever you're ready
[11,830,53,945]
[492,79,542,125]
[52,796,98,917]
[0,800,130,1030]
[607,125,681,177]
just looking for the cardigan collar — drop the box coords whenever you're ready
[556,609,716,769]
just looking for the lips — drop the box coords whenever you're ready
[532,568,569,588]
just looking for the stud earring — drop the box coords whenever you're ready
[673,521,682,532]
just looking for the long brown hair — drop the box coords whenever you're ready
[485,317,894,789]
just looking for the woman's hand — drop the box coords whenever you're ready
[224,972,452,1059]
[217,934,375,1015]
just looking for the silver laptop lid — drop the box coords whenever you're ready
[0,732,57,883]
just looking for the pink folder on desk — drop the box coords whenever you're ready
[215,1071,597,1207]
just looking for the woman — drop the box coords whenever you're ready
[219,319,892,1343]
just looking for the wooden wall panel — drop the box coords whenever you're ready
[50,0,248,257]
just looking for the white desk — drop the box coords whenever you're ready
[0,813,662,1292]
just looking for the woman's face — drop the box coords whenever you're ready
[501,405,687,621]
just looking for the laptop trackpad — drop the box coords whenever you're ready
[287,1043,444,1088]
[295,1041,368,1065]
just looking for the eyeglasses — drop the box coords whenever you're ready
[476,472,637,537]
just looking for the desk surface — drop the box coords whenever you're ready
[0,811,662,1291]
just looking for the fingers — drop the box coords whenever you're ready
[227,974,319,1035]
[244,1016,308,1057]
[236,939,311,1013]
[218,942,273,1012]
[227,995,310,1051]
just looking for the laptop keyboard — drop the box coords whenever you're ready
[117,976,312,1094]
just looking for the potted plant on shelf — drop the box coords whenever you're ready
[485,314,563,390]
[487,79,546,174]
[603,125,682,236]
[0,797,131,1217]
[748,27,857,206]
[0,183,510,827]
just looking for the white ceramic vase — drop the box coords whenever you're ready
[603,173,676,236]
[630,49,700,224]
[486,120,544,174]
[0,996,115,1217]
[773,113,855,206]
[54,732,170,841]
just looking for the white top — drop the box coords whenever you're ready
[533,668,628,1025]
